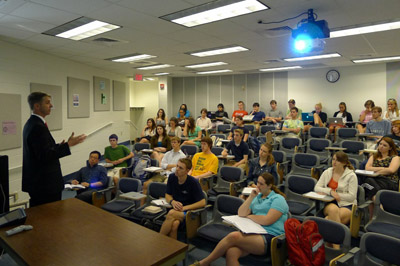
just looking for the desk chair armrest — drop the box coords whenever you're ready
[199,175,217,192]
[335,247,360,266]
[229,180,247,197]
[329,253,346,266]
[186,205,212,239]
[95,186,115,200]
[271,234,287,266]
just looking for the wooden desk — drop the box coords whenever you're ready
[0,198,187,266]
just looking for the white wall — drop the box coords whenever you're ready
[288,64,387,117]
[0,40,130,202]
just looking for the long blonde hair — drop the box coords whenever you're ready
[388,98,399,117]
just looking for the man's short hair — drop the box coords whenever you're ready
[270,100,277,105]
[179,158,192,170]
[90,150,101,159]
[170,136,180,143]
[288,99,296,104]
[200,108,208,114]
[253,102,260,107]
[201,136,213,148]
[235,116,243,121]
[109,134,118,140]
[234,129,244,136]
[238,101,244,105]
[290,107,298,113]
[27,92,50,110]
[372,106,382,113]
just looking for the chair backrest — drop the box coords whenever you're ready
[133,143,150,153]
[306,139,331,161]
[147,182,167,203]
[349,158,359,169]
[244,124,255,134]
[304,216,351,260]
[260,125,276,135]
[340,140,366,161]
[374,190,400,218]
[286,175,316,195]
[211,146,224,156]
[289,153,320,177]
[272,150,287,163]
[118,178,142,194]
[210,133,226,140]
[257,136,266,144]
[336,128,358,144]
[309,127,329,139]
[150,158,159,167]
[213,194,244,223]
[180,145,199,156]
[359,232,400,266]
[219,166,244,182]
[248,149,254,159]
[217,124,231,133]
[280,137,301,151]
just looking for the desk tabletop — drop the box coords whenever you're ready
[0,198,187,266]
[325,147,347,151]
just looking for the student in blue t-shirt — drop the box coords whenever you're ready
[249,102,266,132]
[193,172,288,266]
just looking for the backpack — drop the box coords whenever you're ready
[131,154,151,181]
[247,136,260,157]
[284,218,325,266]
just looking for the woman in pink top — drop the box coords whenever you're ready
[356,100,375,133]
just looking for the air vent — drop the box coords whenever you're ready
[264,59,281,64]
[256,26,292,38]
[92,37,119,43]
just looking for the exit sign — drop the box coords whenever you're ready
[134,74,143,81]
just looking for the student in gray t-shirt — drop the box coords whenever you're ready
[265,100,283,124]
[366,106,392,137]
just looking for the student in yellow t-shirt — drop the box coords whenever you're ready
[189,137,219,180]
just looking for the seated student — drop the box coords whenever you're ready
[166,117,182,138]
[384,98,400,121]
[232,100,248,120]
[285,99,302,120]
[265,100,283,125]
[282,107,304,136]
[189,137,219,180]
[177,103,190,118]
[366,106,392,138]
[150,125,172,164]
[155,108,168,127]
[329,102,353,134]
[142,137,186,201]
[160,158,206,239]
[182,117,202,147]
[303,103,328,132]
[72,151,109,204]
[384,120,400,142]
[362,137,400,219]
[356,100,375,133]
[315,151,357,226]
[196,108,213,133]
[228,116,249,142]
[215,103,229,124]
[104,134,134,185]
[249,102,266,131]
[247,143,278,187]
[177,109,186,127]
[139,118,156,143]
[192,173,288,266]
[222,129,249,171]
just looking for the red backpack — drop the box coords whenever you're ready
[284,218,325,266]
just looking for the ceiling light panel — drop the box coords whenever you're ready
[197,69,232,74]
[137,64,174,70]
[161,0,269,28]
[284,53,341,62]
[331,20,400,38]
[189,46,249,57]
[109,54,157,63]
[352,55,400,64]
[260,66,302,72]
[185,62,227,68]
[154,72,170,76]
[42,17,121,41]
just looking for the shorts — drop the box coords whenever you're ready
[261,234,274,255]
[326,200,352,211]
[148,174,167,183]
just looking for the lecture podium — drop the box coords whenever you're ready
[0,198,187,266]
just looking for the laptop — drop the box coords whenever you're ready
[328,117,344,125]
[301,113,314,122]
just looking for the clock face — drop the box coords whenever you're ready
[326,70,340,83]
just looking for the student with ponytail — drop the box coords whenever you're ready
[247,143,278,186]
[315,151,357,226]
[191,172,288,266]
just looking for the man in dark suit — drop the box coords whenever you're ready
[22,92,86,207]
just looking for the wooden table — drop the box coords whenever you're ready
[0,198,187,266]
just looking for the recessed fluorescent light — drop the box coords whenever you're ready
[161,0,269,28]
[190,46,249,57]
[42,17,121,41]
[110,54,156,63]
[185,62,228,68]
[331,21,400,38]
[197,69,232,75]
[284,53,341,62]
[260,66,302,72]
[154,72,170,76]
[352,55,400,64]
[144,78,155,81]
[137,64,174,70]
